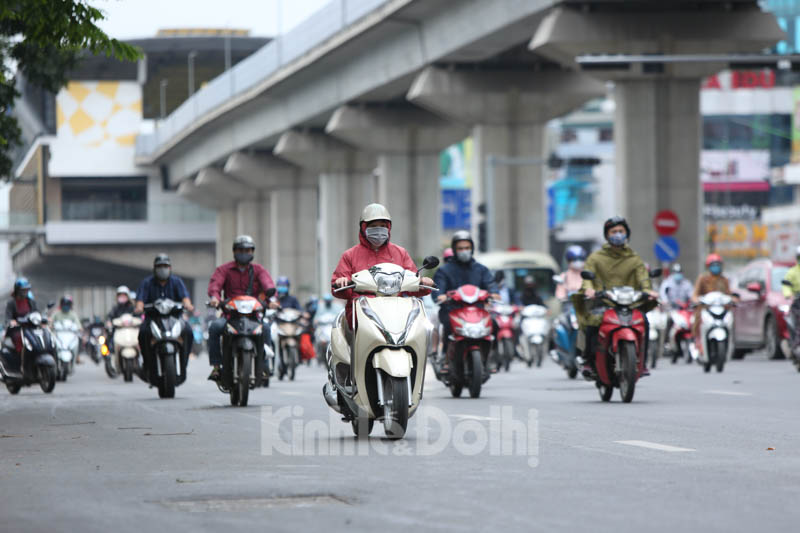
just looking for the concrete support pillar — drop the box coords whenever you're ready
[615,79,702,277]
[216,207,237,266]
[325,105,469,259]
[269,186,318,300]
[274,130,376,292]
[408,66,603,252]
[529,5,784,276]
[471,124,548,251]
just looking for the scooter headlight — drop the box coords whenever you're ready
[779,304,790,315]
[171,321,182,339]
[373,272,403,296]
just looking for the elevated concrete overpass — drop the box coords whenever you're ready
[136,0,783,291]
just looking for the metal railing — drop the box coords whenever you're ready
[135,0,390,159]
[1,203,215,227]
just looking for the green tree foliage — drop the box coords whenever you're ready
[0,0,140,177]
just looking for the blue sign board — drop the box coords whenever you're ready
[654,236,680,262]
[442,189,471,230]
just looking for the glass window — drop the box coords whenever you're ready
[61,178,147,221]
[772,266,789,292]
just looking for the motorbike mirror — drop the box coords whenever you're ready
[649,268,663,279]
[552,274,564,284]
[746,281,763,294]
[421,256,440,271]
[47,301,56,309]
[782,279,793,287]
[264,288,276,299]
[580,271,596,281]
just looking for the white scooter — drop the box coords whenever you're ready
[646,304,668,369]
[693,291,734,373]
[53,320,80,381]
[111,313,143,382]
[314,309,338,367]
[323,257,438,439]
[519,304,549,368]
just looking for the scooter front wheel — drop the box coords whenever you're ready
[6,383,21,395]
[619,341,638,403]
[468,350,483,398]
[39,365,56,393]
[382,374,409,439]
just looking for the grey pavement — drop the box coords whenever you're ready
[1,351,799,533]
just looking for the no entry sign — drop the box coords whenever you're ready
[653,210,680,236]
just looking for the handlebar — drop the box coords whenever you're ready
[333,283,438,293]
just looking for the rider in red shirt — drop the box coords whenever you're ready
[207,235,277,381]
[332,203,434,329]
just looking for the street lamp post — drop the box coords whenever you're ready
[188,50,197,97]
[159,79,168,118]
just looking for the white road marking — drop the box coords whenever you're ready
[615,440,695,452]
[703,390,753,397]
[450,414,499,422]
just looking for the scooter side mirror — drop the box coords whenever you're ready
[782,279,793,287]
[47,301,56,309]
[746,281,763,295]
[649,268,663,279]
[421,256,440,271]
[580,271,596,281]
[264,288,276,299]
[552,274,564,284]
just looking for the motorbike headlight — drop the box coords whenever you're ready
[779,304,790,315]
[374,272,403,296]
[171,321,182,339]
[23,337,33,351]
[98,335,106,345]
[253,324,263,335]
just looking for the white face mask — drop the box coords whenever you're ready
[569,260,584,271]
[456,250,472,263]
[365,226,389,247]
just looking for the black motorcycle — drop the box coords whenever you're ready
[0,311,57,394]
[144,298,187,399]
[85,319,107,367]
[217,295,268,406]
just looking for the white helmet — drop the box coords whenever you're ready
[116,285,130,296]
[360,203,391,224]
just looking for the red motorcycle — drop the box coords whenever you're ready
[491,303,518,372]
[669,302,695,364]
[437,284,494,398]
[580,270,659,403]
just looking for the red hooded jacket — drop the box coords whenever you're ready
[331,225,427,327]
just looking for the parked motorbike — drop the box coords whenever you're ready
[646,304,668,369]
[435,283,494,399]
[668,303,694,364]
[53,320,80,381]
[694,291,735,373]
[549,300,579,378]
[0,311,57,394]
[519,304,549,368]
[271,307,304,381]
[144,298,187,399]
[578,269,660,403]
[314,309,338,367]
[323,257,438,439]
[491,303,517,371]
[215,294,269,406]
[111,313,143,382]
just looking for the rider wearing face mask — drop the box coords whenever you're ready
[691,254,734,340]
[332,203,434,330]
[579,216,657,379]
[275,276,301,310]
[107,286,135,321]
[659,264,693,308]
[207,235,278,381]
[555,245,587,299]
[432,230,499,358]
[135,254,195,384]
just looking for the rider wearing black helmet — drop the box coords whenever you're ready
[135,254,195,383]
[432,230,499,362]
[4,278,38,360]
[578,216,657,379]
[207,235,278,381]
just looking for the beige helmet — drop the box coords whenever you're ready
[360,203,392,224]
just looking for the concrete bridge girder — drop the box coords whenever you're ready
[408,66,606,251]
[528,5,785,279]
[325,104,470,258]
